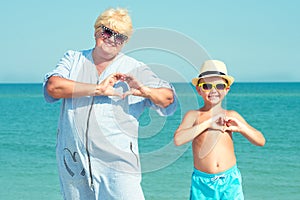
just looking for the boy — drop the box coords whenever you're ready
[174,60,265,199]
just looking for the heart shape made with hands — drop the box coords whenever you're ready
[111,74,145,99]
[213,116,239,133]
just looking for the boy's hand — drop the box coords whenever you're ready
[208,114,227,132]
[223,116,245,133]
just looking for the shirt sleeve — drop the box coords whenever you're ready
[43,50,75,103]
[144,84,178,116]
[132,64,178,116]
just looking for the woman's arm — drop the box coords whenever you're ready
[46,73,126,99]
[136,86,174,108]
[123,75,174,108]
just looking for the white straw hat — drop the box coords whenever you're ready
[192,60,234,86]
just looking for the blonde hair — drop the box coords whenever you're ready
[94,8,133,38]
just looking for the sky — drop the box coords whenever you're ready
[0,0,299,83]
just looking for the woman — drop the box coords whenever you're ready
[44,7,177,200]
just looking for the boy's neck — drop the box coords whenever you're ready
[200,102,224,112]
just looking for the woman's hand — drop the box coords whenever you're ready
[122,75,147,97]
[122,74,174,107]
[96,73,126,97]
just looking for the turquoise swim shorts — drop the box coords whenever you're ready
[190,165,244,200]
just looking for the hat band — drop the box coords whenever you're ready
[198,71,226,78]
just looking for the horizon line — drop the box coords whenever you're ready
[0,81,299,84]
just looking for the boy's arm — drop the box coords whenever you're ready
[225,111,266,146]
[174,111,213,146]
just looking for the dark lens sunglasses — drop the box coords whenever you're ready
[100,25,128,45]
[198,82,228,91]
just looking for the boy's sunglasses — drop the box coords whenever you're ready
[100,25,128,45]
[198,82,228,91]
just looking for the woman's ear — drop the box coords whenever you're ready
[95,31,101,39]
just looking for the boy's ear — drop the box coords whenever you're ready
[225,87,230,93]
[196,86,202,94]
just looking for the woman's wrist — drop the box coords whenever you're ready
[94,84,104,96]
[139,86,151,98]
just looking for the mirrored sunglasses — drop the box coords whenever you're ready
[198,82,228,91]
[100,25,128,45]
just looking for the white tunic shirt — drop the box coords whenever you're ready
[43,49,177,188]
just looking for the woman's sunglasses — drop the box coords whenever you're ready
[100,25,128,45]
[198,82,228,91]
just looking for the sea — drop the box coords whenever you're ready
[0,82,299,200]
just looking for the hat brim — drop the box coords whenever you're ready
[192,75,234,86]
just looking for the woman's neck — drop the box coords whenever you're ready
[92,48,116,75]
